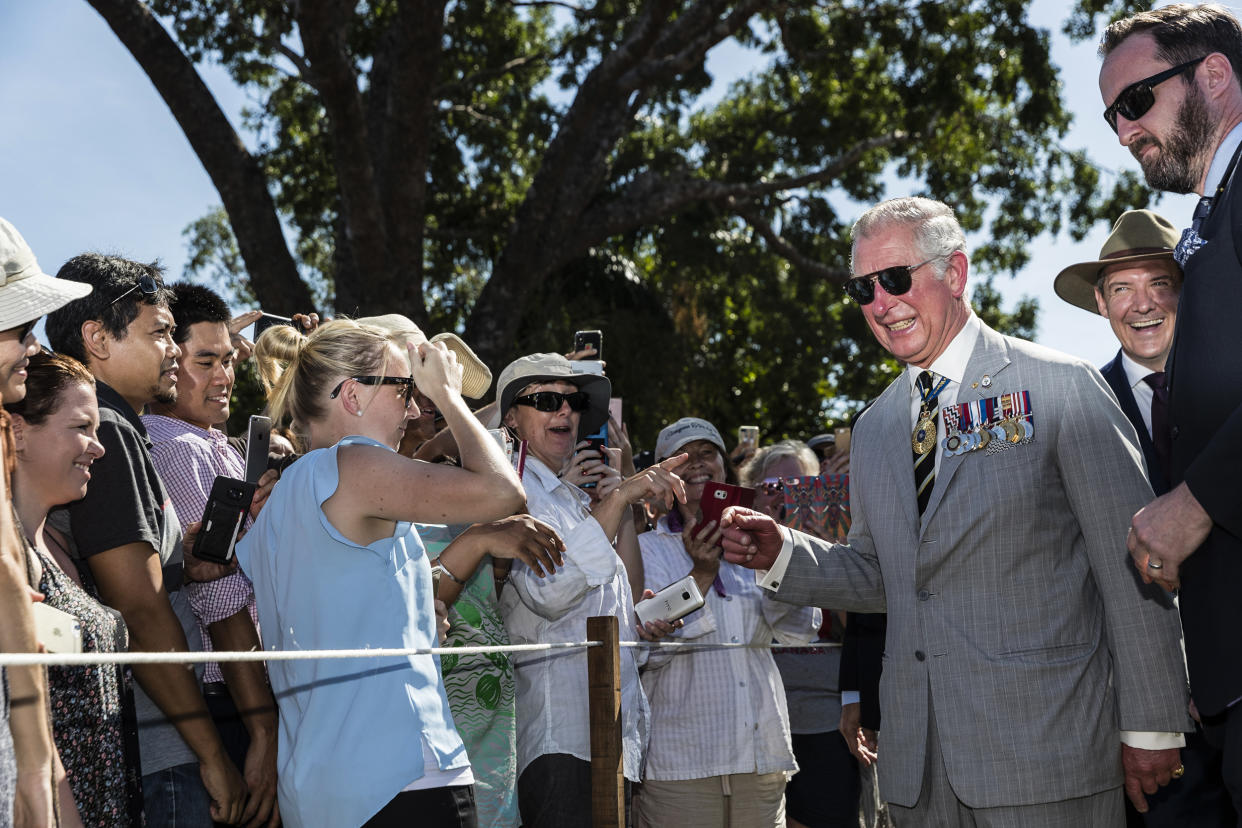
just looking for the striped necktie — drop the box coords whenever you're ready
[913,371,940,516]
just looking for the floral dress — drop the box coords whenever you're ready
[33,546,144,827]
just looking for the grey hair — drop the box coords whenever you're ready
[739,439,819,487]
[850,197,967,279]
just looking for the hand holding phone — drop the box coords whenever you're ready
[697,482,755,541]
[193,476,258,565]
[635,575,705,626]
[572,330,603,361]
[244,415,273,484]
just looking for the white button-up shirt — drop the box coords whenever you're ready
[638,515,819,781]
[499,455,650,781]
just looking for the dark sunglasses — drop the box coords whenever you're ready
[329,375,417,409]
[3,319,37,341]
[844,256,941,306]
[1103,56,1206,133]
[512,390,591,413]
[108,274,161,306]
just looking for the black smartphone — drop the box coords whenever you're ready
[573,330,603,360]
[578,429,608,489]
[192,476,257,564]
[253,313,295,339]
[244,415,272,484]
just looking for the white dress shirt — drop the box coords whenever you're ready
[498,455,650,781]
[637,516,819,780]
[1121,351,1157,439]
[759,315,1183,750]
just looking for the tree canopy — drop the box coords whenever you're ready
[88,0,1148,445]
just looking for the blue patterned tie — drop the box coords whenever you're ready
[1174,196,1214,266]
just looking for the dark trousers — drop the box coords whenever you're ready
[363,785,477,828]
[518,753,631,828]
[205,683,252,828]
[785,731,861,828]
[1200,705,1242,827]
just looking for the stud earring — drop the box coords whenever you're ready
[356,409,364,417]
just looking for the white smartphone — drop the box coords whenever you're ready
[31,602,82,654]
[635,575,706,626]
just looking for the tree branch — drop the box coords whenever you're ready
[618,0,768,90]
[85,0,313,312]
[580,129,910,243]
[733,203,850,283]
[295,0,393,312]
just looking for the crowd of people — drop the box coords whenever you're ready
[4,3,1242,828]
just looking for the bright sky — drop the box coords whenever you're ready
[0,1,1200,368]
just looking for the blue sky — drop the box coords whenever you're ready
[0,1,1199,368]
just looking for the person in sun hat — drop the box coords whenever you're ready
[0,218,91,403]
[1055,209,1234,827]
[494,352,687,828]
[0,216,90,828]
[1054,209,1182,496]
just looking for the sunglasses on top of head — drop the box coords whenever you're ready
[843,256,942,306]
[512,390,591,413]
[1103,56,1207,133]
[329,375,417,409]
[108,274,161,306]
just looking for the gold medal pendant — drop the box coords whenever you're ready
[912,409,937,455]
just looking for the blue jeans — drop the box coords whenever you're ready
[143,762,213,828]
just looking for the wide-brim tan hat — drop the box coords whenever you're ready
[1053,210,1180,315]
[0,218,92,330]
[496,353,611,439]
[357,313,492,399]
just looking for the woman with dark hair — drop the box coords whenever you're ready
[635,418,819,828]
[6,351,143,827]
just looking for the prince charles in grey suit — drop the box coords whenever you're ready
[723,198,1191,826]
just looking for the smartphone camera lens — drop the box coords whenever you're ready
[681,592,691,600]
[229,488,242,499]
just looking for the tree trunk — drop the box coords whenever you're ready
[86,0,314,313]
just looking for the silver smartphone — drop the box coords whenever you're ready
[635,575,706,626]
[244,415,272,483]
[31,602,82,654]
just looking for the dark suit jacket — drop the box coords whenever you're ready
[1165,148,1242,715]
[838,612,885,732]
[1100,351,1170,495]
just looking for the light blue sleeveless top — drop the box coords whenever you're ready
[237,435,468,828]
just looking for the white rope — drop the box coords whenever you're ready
[0,639,838,667]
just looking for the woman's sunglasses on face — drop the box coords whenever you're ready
[512,390,591,413]
[330,375,417,409]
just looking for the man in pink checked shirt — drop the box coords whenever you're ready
[143,283,280,828]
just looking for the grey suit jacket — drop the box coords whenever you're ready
[775,322,1190,809]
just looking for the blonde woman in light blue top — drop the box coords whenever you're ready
[237,319,525,828]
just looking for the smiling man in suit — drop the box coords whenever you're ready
[720,197,1191,826]
[1054,210,1182,496]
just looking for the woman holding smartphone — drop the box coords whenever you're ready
[237,319,545,828]
[6,351,142,827]
[635,418,819,828]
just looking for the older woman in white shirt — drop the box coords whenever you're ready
[494,354,686,828]
[634,418,820,828]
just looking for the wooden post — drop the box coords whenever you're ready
[587,615,624,828]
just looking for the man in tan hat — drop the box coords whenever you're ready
[1054,209,1181,494]
[1056,210,1235,826]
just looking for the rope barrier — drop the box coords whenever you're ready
[0,639,839,667]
